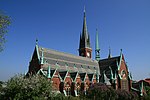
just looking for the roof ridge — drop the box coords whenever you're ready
[100,56,120,61]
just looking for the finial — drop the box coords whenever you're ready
[120,49,122,52]
[36,38,38,45]
[83,6,86,17]
[47,65,51,79]
[96,28,98,33]
[84,5,86,13]
[108,46,112,58]
[120,49,123,56]
[41,48,44,64]
[95,28,100,61]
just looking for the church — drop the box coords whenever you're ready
[27,9,132,96]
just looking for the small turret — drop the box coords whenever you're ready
[95,29,100,61]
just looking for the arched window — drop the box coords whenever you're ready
[84,82,89,95]
[121,70,126,79]
[66,87,71,96]
[65,82,71,96]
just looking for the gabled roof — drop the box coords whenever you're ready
[38,67,56,78]
[88,73,94,82]
[79,73,86,81]
[37,46,99,75]
[99,56,120,79]
[59,71,68,81]
[70,72,78,81]
[50,69,55,78]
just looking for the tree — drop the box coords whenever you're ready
[0,10,11,52]
[0,81,3,91]
[143,86,150,100]
[86,83,117,100]
[0,74,53,100]
[85,83,139,100]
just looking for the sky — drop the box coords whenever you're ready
[0,0,150,81]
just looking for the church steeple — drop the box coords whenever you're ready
[95,29,100,61]
[79,7,92,58]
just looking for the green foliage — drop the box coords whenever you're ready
[0,74,52,100]
[85,83,117,100]
[53,93,79,100]
[116,89,139,100]
[143,86,150,100]
[1,74,150,100]
[82,83,139,100]
[0,10,11,52]
[0,74,80,100]
[0,81,3,93]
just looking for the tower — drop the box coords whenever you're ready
[95,29,100,61]
[79,8,92,58]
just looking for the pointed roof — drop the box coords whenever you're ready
[95,29,100,61]
[79,7,91,49]
[95,29,100,51]
[82,7,88,41]
[79,73,86,81]
[59,71,68,81]
[88,73,94,82]
[70,72,78,81]
[99,56,120,79]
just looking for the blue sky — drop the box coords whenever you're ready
[0,0,150,81]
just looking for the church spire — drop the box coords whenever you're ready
[79,7,91,49]
[82,7,88,42]
[79,7,92,58]
[95,29,100,61]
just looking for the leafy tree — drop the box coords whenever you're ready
[143,86,150,100]
[0,74,53,100]
[0,10,11,52]
[0,81,3,87]
[0,81,3,93]
[86,83,117,100]
[85,83,139,100]
[116,89,139,100]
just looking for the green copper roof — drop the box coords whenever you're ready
[96,29,100,50]
[47,66,51,78]
[41,48,44,64]
[95,29,100,61]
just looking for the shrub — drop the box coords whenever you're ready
[86,83,117,100]
[0,74,52,100]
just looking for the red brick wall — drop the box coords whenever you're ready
[51,71,61,90]
[118,56,131,91]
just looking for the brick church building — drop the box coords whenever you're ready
[27,9,132,96]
